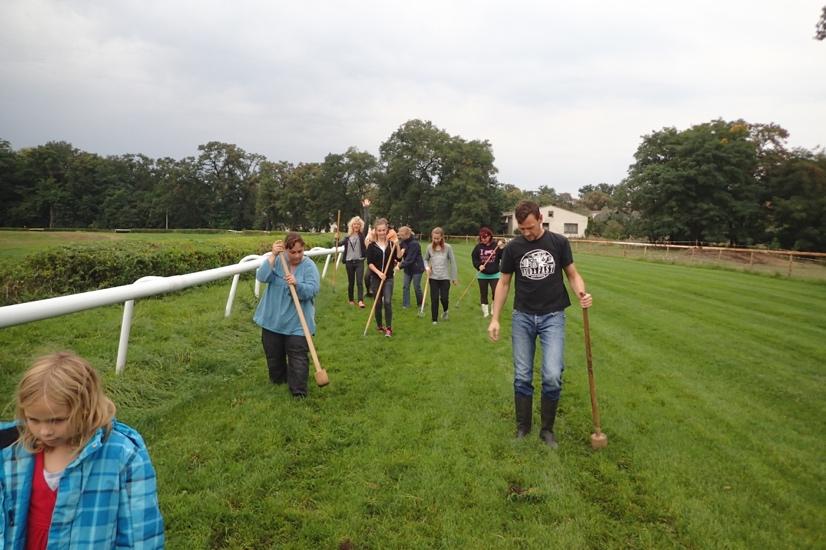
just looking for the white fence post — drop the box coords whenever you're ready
[225,255,266,318]
[116,276,164,374]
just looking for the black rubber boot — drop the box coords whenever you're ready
[515,394,532,438]
[539,396,559,448]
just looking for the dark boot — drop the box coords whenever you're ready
[539,396,559,448]
[515,394,532,438]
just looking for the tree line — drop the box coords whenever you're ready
[1,118,824,251]
[585,120,826,251]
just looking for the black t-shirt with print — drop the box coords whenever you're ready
[500,231,574,315]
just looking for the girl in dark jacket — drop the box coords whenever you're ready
[397,226,425,308]
[471,226,505,318]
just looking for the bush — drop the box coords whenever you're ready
[0,235,330,305]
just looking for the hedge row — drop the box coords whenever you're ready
[0,235,331,305]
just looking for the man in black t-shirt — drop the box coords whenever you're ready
[488,201,592,447]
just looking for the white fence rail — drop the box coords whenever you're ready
[0,246,343,374]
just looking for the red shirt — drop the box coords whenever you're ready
[26,451,57,550]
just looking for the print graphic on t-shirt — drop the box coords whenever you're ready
[519,249,555,280]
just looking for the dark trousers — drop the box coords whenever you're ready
[430,279,451,321]
[345,260,365,301]
[262,328,309,396]
[478,278,498,305]
[371,277,394,328]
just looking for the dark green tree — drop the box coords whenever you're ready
[314,147,378,231]
[286,163,322,231]
[378,119,504,233]
[379,119,450,230]
[255,160,294,230]
[765,149,826,251]
[624,120,764,244]
[196,142,263,229]
[166,156,213,228]
[14,141,79,227]
[0,140,22,226]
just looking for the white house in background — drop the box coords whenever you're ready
[501,204,589,238]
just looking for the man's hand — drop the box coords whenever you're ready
[579,291,593,309]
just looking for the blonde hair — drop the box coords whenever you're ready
[347,216,364,235]
[15,352,115,453]
[430,227,445,251]
[398,226,412,239]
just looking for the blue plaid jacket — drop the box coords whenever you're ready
[0,420,164,549]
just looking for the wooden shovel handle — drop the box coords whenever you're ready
[278,252,323,375]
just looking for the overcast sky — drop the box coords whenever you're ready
[1,0,824,195]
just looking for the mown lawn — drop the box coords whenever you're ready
[1,243,824,549]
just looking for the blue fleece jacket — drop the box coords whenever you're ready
[1,420,164,549]
[253,255,320,336]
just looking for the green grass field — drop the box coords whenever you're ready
[1,237,824,548]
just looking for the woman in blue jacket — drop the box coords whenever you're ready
[254,232,321,397]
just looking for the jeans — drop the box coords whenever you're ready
[345,260,364,301]
[511,309,566,399]
[371,277,394,328]
[402,271,423,308]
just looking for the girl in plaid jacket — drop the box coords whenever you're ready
[0,352,164,549]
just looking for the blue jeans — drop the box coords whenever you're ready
[511,310,566,399]
[402,272,423,308]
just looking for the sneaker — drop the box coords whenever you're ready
[385,327,393,337]
[441,310,449,320]
[358,301,366,308]
[376,325,385,333]
[349,300,355,306]
[432,321,438,325]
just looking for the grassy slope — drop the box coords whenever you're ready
[1,244,824,549]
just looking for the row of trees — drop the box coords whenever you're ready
[583,120,826,251]
[1,118,824,250]
[0,120,555,235]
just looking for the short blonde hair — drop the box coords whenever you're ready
[15,352,115,453]
[398,226,412,239]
